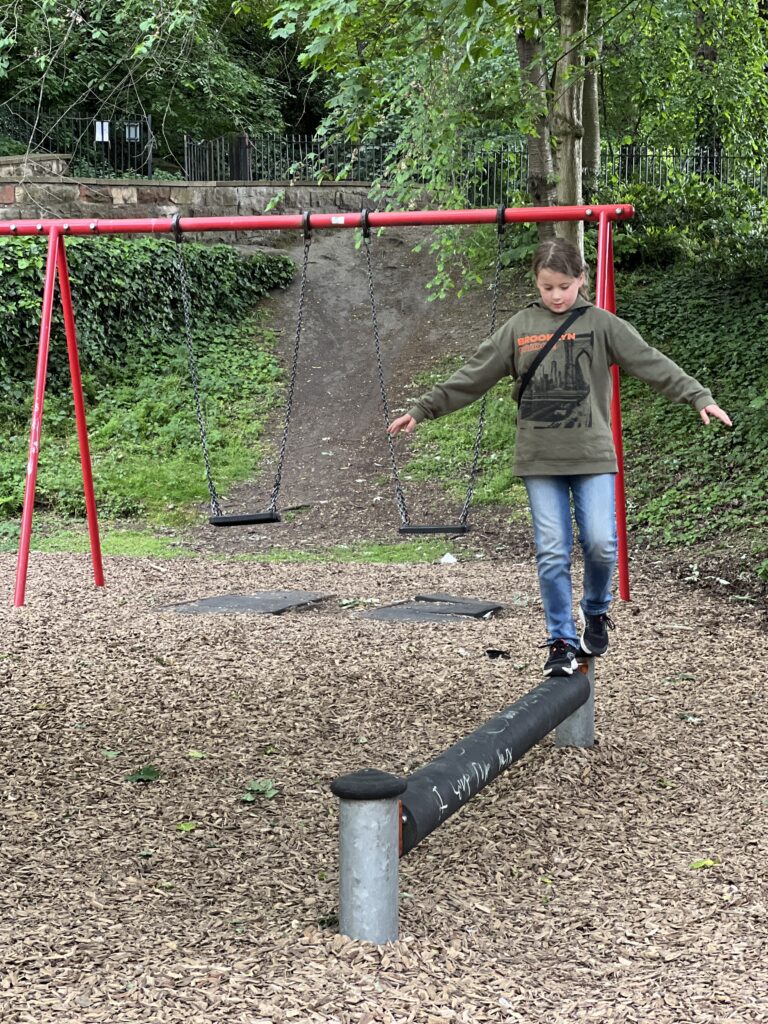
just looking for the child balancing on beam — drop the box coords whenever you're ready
[388,237,732,677]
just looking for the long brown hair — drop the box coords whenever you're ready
[532,238,590,298]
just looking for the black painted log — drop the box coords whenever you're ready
[401,674,590,855]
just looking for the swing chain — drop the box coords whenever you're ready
[173,223,223,518]
[268,212,312,514]
[457,207,506,526]
[362,212,411,526]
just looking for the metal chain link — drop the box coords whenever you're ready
[457,223,505,526]
[267,229,312,514]
[364,234,411,526]
[174,242,223,518]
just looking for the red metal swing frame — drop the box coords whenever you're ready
[0,203,633,607]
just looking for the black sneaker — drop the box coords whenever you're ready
[543,639,580,677]
[579,610,615,656]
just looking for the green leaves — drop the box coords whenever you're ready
[241,778,279,801]
[124,764,161,783]
[690,858,719,871]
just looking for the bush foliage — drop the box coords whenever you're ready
[0,238,293,520]
[0,236,293,407]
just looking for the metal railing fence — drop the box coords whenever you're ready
[183,132,391,184]
[0,104,154,177]
[183,132,768,201]
[4,105,765,198]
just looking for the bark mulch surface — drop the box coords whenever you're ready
[2,553,766,1023]
[2,228,766,1021]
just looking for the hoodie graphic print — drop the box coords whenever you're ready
[516,328,594,429]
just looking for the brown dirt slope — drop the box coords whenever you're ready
[187,226,532,559]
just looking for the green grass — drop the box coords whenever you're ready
[237,539,476,564]
[399,356,528,512]
[0,314,282,526]
[0,520,193,558]
[0,519,471,566]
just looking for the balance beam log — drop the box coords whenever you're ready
[401,670,592,855]
[331,662,595,943]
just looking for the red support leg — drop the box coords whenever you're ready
[57,239,105,589]
[14,229,61,608]
[596,214,631,601]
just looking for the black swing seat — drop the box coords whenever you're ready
[209,511,281,527]
[399,524,471,536]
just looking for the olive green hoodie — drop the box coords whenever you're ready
[408,296,714,476]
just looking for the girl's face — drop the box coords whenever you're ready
[535,267,584,313]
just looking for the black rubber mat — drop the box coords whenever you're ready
[167,591,331,615]
[414,593,504,616]
[364,593,503,622]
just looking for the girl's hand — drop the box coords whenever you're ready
[388,414,417,436]
[700,404,732,427]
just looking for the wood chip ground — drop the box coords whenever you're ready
[2,551,766,1023]
[3,227,765,1021]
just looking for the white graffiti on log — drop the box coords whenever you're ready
[432,785,449,819]
[432,760,492,819]
[497,746,519,771]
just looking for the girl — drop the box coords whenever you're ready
[388,238,732,677]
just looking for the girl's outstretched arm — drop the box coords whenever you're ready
[699,404,732,427]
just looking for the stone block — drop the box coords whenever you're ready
[0,184,14,205]
[110,186,138,206]
[288,186,314,209]
[236,186,273,202]
[135,185,172,203]
[15,182,80,206]
[210,186,239,207]
[79,184,114,204]
[169,185,212,209]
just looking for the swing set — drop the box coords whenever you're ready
[1,203,634,607]
[173,206,506,534]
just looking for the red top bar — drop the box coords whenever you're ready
[0,204,633,237]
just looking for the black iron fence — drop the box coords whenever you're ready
[0,104,154,177]
[183,132,768,202]
[5,106,766,199]
[183,132,390,184]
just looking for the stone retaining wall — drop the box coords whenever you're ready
[0,153,71,180]
[0,178,376,242]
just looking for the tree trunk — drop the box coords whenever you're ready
[551,0,588,250]
[516,24,557,241]
[582,35,602,203]
[694,6,720,152]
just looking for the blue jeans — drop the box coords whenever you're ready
[523,474,617,647]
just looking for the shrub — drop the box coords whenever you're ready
[0,236,293,408]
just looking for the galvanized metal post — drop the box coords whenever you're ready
[330,769,407,944]
[554,657,595,748]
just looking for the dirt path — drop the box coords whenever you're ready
[185,226,531,558]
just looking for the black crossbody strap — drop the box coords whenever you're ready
[517,306,588,403]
